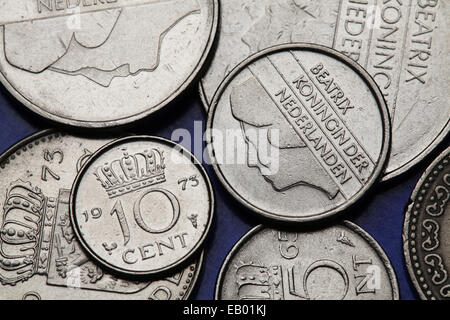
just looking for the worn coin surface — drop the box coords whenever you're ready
[206,44,390,222]
[0,130,203,300]
[0,0,218,127]
[70,136,214,276]
[403,146,450,300]
[200,0,449,181]
[216,222,399,300]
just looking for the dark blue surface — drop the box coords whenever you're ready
[0,83,448,300]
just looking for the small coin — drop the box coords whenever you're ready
[0,130,203,300]
[206,44,390,222]
[200,0,449,181]
[403,146,450,300]
[216,222,399,300]
[70,136,214,276]
[0,0,218,127]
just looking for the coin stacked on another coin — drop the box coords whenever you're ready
[0,132,209,300]
[200,0,448,301]
[0,0,220,299]
[206,43,399,300]
[0,0,448,301]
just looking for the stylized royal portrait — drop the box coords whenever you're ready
[230,76,340,200]
[240,0,330,52]
[3,0,201,87]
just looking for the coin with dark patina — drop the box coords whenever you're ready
[70,136,214,276]
[216,222,399,300]
[0,0,218,127]
[0,130,203,300]
[200,0,449,181]
[403,146,450,300]
[206,44,390,222]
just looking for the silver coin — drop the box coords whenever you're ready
[0,130,203,300]
[206,44,390,222]
[403,146,450,300]
[200,0,449,181]
[0,0,218,127]
[70,136,214,276]
[216,222,399,300]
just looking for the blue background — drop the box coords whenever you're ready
[0,82,448,300]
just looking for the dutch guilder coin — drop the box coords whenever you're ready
[200,0,449,181]
[206,44,390,222]
[216,222,399,300]
[0,0,218,127]
[70,136,214,276]
[403,146,450,300]
[0,130,203,300]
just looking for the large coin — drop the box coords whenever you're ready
[206,44,390,222]
[0,0,218,127]
[200,0,449,181]
[0,130,203,300]
[403,146,450,300]
[70,136,214,276]
[216,222,399,300]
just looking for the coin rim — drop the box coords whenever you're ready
[214,221,400,300]
[0,130,206,297]
[0,0,219,128]
[181,250,204,300]
[381,129,450,182]
[200,39,449,183]
[403,146,450,300]
[69,135,215,276]
[206,43,391,223]
[0,129,58,167]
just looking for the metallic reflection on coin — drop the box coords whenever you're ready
[403,146,450,300]
[0,0,218,127]
[0,131,203,300]
[70,136,214,276]
[216,222,399,300]
[200,0,449,181]
[207,44,390,222]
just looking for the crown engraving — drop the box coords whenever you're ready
[94,148,166,198]
[236,262,284,300]
[0,180,46,286]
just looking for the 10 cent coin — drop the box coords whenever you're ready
[0,130,203,299]
[70,136,214,276]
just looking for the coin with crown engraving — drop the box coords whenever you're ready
[70,136,214,276]
[216,222,399,300]
[200,0,449,181]
[206,44,390,223]
[0,130,203,300]
[0,0,218,127]
[403,146,450,300]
